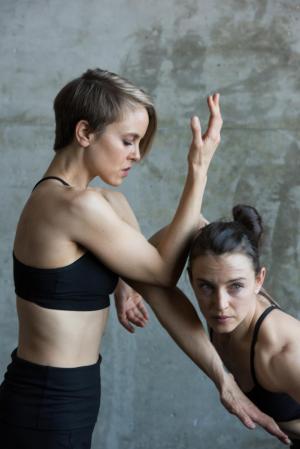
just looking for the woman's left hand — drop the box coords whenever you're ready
[188,93,223,170]
[114,279,149,333]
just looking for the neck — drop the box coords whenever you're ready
[44,144,93,189]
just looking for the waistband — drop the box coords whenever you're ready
[0,348,101,430]
[11,348,102,372]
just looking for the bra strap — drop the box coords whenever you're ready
[32,176,71,191]
[250,305,279,385]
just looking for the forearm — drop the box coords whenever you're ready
[129,280,227,390]
[155,167,208,284]
[149,213,208,284]
[106,173,208,286]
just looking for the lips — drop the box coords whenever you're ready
[213,315,232,323]
[121,167,131,176]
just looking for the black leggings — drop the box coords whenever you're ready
[0,349,101,449]
[0,422,94,449]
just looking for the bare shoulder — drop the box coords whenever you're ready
[68,187,115,220]
[257,307,300,349]
[71,187,129,210]
[95,188,139,228]
[255,307,300,392]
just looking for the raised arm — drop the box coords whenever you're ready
[69,95,222,287]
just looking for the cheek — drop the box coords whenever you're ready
[233,292,255,316]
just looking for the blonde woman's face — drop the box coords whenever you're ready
[190,252,265,334]
[86,105,149,186]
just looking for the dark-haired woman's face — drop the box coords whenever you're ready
[190,253,265,334]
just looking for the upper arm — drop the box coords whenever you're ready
[101,190,140,230]
[68,190,168,285]
[268,344,300,403]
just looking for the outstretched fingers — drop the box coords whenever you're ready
[203,93,223,143]
[220,375,290,445]
[257,414,291,445]
[190,115,203,148]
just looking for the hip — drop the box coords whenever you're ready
[0,348,101,431]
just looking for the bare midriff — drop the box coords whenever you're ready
[16,297,109,367]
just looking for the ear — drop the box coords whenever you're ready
[255,266,266,294]
[74,120,94,148]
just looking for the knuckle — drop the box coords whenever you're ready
[194,141,203,150]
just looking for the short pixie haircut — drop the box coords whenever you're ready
[53,68,157,158]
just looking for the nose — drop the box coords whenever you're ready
[129,144,141,162]
[213,289,229,312]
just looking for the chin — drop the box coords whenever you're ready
[101,177,123,187]
[209,320,237,334]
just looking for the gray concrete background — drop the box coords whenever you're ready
[0,0,299,448]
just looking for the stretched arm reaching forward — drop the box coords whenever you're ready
[110,194,290,445]
[115,281,290,445]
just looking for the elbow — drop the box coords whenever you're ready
[158,272,178,288]
[164,277,178,288]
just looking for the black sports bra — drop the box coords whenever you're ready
[13,177,119,311]
[246,305,300,422]
[210,304,300,422]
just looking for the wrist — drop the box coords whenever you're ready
[186,167,208,190]
[216,372,236,395]
[187,163,208,178]
[207,360,233,393]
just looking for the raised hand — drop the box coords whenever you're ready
[114,278,149,333]
[188,93,223,170]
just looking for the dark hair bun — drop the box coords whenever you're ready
[232,204,263,245]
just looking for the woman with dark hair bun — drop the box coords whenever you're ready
[187,205,300,448]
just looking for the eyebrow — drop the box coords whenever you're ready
[123,133,140,139]
[195,277,246,284]
[227,277,246,283]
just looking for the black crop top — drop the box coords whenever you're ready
[210,305,300,422]
[13,177,119,311]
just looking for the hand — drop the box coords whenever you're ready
[188,93,223,170]
[114,279,149,333]
[220,374,291,445]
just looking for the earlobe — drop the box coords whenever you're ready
[75,120,92,148]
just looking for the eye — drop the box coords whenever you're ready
[229,282,244,291]
[123,140,133,146]
[197,282,214,294]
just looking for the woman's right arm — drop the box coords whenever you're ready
[124,282,290,445]
[69,95,222,286]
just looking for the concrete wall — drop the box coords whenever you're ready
[1,1,299,448]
